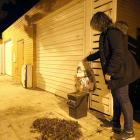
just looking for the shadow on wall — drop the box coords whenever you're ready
[24,13,46,38]
[24,0,72,38]
[128,35,140,124]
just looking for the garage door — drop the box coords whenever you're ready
[36,0,85,98]
[5,40,12,76]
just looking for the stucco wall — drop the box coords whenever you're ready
[2,0,73,87]
[117,0,140,39]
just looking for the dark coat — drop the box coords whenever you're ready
[87,22,140,89]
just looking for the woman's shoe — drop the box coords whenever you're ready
[110,130,135,140]
[100,120,121,132]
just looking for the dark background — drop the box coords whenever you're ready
[0,0,40,38]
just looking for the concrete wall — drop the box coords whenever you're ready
[117,0,140,39]
[2,0,72,88]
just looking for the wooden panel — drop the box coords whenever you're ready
[17,40,24,76]
[95,76,105,83]
[37,71,75,81]
[92,35,100,41]
[92,69,103,76]
[91,101,109,114]
[93,30,101,35]
[36,0,85,98]
[92,62,101,68]
[37,63,77,70]
[37,22,84,40]
[93,42,99,48]
[104,10,112,18]
[94,0,112,8]
[37,9,84,32]
[36,37,83,49]
[94,2,112,14]
[37,56,82,61]
[96,82,108,90]
[37,29,84,43]
[117,0,140,39]
[89,0,115,116]
[93,89,110,98]
[37,83,70,99]
[92,95,109,105]
[37,77,74,90]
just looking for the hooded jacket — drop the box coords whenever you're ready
[87,21,140,89]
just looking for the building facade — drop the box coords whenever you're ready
[1,0,140,116]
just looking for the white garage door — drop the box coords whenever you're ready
[5,41,12,76]
[36,0,85,98]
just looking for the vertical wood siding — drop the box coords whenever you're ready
[36,0,85,98]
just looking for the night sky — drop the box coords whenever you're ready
[0,0,40,38]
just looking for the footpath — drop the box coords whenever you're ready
[0,75,140,140]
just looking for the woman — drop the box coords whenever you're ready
[84,12,140,140]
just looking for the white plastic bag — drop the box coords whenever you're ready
[75,60,96,92]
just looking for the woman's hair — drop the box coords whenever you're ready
[90,12,112,32]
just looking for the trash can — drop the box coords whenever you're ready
[67,92,89,119]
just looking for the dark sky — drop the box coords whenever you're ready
[0,0,40,38]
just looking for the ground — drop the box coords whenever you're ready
[0,75,140,140]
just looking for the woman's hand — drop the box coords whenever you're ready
[105,74,111,81]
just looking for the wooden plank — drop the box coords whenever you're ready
[37,10,84,32]
[92,62,101,68]
[94,0,112,8]
[37,67,75,74]
[37,76,74,89]
[92,35,100,41]
[37,17,84,35]
[37,23,84,40]
[95,76,105,83]
[36,37,83,49]
[37,30,84,43]
[104,10,112,18]
[93,30,101,35]
[92,95,109,105]
[96,82,108,90]
[93,42,99,48]
[92,89,110,98]
[37,60,78,66]
[37,83,72,99]
[92,69,103,76]
[36,0,85,25]
[90,101,109,114]
[37,64,77,71]
[37,71,75,82]
[37,56,83,61]
[117,0,140,15]
[93,2,112,14]
[91,49,99,54]
[37,50,83,57]
[37,45,83,53]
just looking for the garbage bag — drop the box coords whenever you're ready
[75,60,97,92]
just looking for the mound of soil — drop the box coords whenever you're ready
[30,117,83,140]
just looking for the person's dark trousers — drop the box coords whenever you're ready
[111,85,133,132]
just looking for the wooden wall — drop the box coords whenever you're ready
[117,0,140,39]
